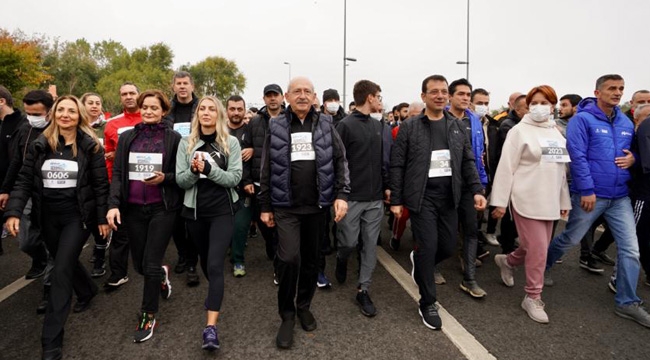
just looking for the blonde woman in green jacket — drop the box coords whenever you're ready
[175,95,241,351]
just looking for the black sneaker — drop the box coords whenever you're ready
[161,265,172,299]
[186,266,200,286]
[419,303,442,330]
[202,325,220,351]
[25,262,47,279]
[133,312,156,343]
[335,256,347,284]
[276,318,295,349]
[592,251,615,266]
[608,278,617,294]
[104,275,129,289]
[91,260,106,278]
[356,290,377,317]
[174,256,187,274]
[73,287,98,313]
[579,257,604,274]
[297,309,317,331]
[476,245,490,260]
[37,286,50,314]
[389,237,400,251]
[248,224,258,238]
[42,347,62,360]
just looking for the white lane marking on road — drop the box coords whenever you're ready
[0,241,91,303]
[377,247,496,360]
[0,277,35,303]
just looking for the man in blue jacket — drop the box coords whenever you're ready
[545,74,650,328]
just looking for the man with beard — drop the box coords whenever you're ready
[226,95,253,277]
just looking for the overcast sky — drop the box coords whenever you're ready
[5,0,650,111]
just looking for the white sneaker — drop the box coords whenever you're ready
[494,254,514,287]
[484,233,499,246]
[409,251,416,285]
[521,295,549,324]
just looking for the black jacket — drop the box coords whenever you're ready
[245,106,285,184]
[108,124,182,211]
[0,109,25,187]
[335,110,391,201]
[163,93,199,128]
[389,112,483,212]
[495,109,521,171]
[0,122,48,194]
[485,114,501,182]
[4,131,109,229]
[321,105,347,127]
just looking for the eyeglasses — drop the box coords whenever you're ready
[376,94,383,102]
[426,90,449,96]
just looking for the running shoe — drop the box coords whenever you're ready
[133,312,156,343]
[202,325,220,350]
[161,265,172,299]
[233,264,246,278]
[317,272,332,289]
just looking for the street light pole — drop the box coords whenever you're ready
[455,0,470,80]
[283,62,291,84]
[343,0,347,107]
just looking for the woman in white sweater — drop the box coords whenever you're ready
[491,85,571,324]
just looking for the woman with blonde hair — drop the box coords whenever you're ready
[491,85,571,324]
[4,95,109,360]
[176,95,242,351]
[106,90,182,343]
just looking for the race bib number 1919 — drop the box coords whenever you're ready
[128,152,163,180]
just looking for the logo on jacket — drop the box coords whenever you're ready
[595,128,609,134]
[621,131,632,136]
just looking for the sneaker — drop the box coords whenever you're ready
[409,251,416,284]
[389,237,400,251]
[495,254,514,287]
[484,232,499,246]
[555,257,564,264]
[475,258,483,267]
[91,262,106,278]
[297,309,317,331]
[335,255,347,284]
[248,224,258,238]
[579,257,604,274]
[432,269,446,285]
[276,318,295,349]
[592,251,616,266]
[233,264,246,278]
[521,295,549,324]
[419,303,442,330]
[25,262,47,279]
[174,256,187,274]
[608,278,617,294]
[544,271,554,287]
[37,286,50,314]
[615,302,650,328]
[42,348,62,360]
[161,265,172,299]
[317,272,332,289]
[202,325,220,351]
[356,290,377,317]
[133,313,156,343]
[73,287,98,313]
[105,275,129,288]
[460,280,487,298]
[273,273,279,286]
[1,226,8,239]
[645,277,650,287]
[187,266,200,286]
[476,246,490,260]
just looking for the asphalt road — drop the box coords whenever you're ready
[1,216,649,360]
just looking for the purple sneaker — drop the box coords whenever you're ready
[202,325,220,351]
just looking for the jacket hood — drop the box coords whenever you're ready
[576,97,620,121]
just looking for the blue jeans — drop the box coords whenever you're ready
[546,194,641,306]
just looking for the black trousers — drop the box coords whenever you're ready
[498,207,518,254]
[274,208,325,319]
[108,221,130,280]
[187,214,234,311]
[125,203,176,313]
[458,191,478,281]
[410,194,457,306]
[252,185,278,261]
[172,215,198,267]
[633,199,650,277]
[41,206,96,350]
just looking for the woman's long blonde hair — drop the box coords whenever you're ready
[186,96,230,156]
[43,95,101,156]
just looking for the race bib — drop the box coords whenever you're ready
[128,152,163,180]
[174,123,191,137]
[42,159,78,188]
[193,151,220,179]
[117,126,134,138]
[539,138,570,163]
[291,132,315,162]
[429,150,452,178]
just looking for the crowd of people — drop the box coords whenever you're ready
[0,70,649,359]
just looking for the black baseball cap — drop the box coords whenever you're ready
[263,84,283,95]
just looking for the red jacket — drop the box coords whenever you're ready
[104,111,141,182]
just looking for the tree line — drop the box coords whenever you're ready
[0,28,246,113]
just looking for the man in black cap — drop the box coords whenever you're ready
[321,89,346,126]
[243,84,285,283]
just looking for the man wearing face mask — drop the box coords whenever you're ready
[321,89,346,127]
[0,86,26,251]
[0,90,54,313]
[334,80,391,317]
[494,94,528,254]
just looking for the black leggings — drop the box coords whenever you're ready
[40,206,96,350]
[187,214,234,311]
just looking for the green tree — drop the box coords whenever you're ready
[42,38,100,96]
[187,56,246,99]
[0,29,51,96]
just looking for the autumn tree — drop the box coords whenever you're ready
[0,29,51,96]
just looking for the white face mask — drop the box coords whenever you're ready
[27,115,48,129]
[370,112,383,121]
[325,102,339,114]
[528,105,551,123]
[474,105,489,118]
